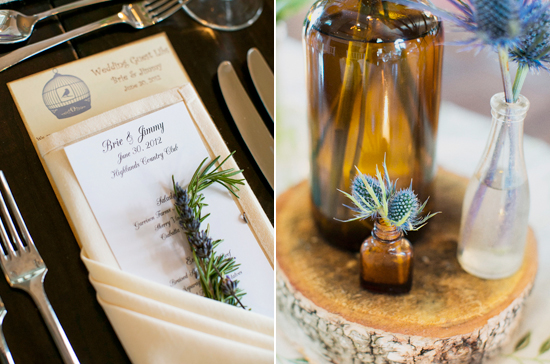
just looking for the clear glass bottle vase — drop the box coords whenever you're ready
[457,92,530,279]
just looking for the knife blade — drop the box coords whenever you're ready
[247,48,274,121]
[218,60,274,189]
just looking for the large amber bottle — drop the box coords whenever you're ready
[304,0,443,250]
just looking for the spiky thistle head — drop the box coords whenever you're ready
[471,0,522,48]
[350,175,383,217]
[339,161,394,221]
[509,0,550,71]
[386,187,438,232]
[339,162,438,231]
[393,0,530,49]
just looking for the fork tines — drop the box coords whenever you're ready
[0,172,36,259]
[144,0,185,23]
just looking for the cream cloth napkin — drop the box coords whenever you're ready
[36,85,274,364]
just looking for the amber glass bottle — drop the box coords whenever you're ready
[360,220,413,294]
[304,0,443,250]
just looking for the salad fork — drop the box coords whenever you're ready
[0,172,79,364]
[0,0,186,72]
[0,0,112,44]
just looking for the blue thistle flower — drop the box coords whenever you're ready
[351,174,383,215]
[471,0,522,48]
[340,162,438,229]
[509,0,550,71]
[341,162,394,221]
[393,0,528,49]
[387,188,429,232]
[392,0,547,101]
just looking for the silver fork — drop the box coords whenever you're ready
[0,172,79,364]
[0,297,14,364]
[0,0,186,73]
[0,0,112,44]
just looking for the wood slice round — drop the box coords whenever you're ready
[276,170,537,364]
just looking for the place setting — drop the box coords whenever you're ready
[0,0,274,362]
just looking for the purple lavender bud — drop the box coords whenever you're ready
[221,276,238,296]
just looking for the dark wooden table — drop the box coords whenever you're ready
[0,0,273,362]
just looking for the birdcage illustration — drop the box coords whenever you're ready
[42,69,91,119]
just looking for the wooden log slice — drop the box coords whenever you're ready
[276,170,537,364]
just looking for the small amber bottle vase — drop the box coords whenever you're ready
[360,220,413,294]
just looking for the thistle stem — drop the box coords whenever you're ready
[498,46,514,103]
[512,63,529,102]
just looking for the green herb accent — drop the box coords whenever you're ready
[172,153,247,308]
[540,338,550,355]
[503,331,550,363]
[515,332,532,352]
[276,355,309,364]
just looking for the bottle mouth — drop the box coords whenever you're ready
[490,92,530,121]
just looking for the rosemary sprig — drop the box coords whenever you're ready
[172,153,247,309]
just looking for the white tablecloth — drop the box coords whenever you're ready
[276,29,550,364]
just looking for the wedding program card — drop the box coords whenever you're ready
[8,33,188,143]
[64,102,274,317]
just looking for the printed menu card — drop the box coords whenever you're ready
[8,33,188,144]
[64,101,274,318]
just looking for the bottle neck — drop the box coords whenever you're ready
[372,220,402,241]
[477,93,530,188]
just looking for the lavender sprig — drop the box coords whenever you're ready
[172,153,247,309]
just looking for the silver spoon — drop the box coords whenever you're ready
[0,0,111,44]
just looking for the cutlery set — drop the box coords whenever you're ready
[0,0,186,72]
[0,172,79,363]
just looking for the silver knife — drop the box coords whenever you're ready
[218,61,274,189]
[247,48,274,121]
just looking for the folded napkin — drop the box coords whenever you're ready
[36,85,274,364]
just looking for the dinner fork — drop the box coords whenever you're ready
[0,0,112,44]
[0,297,14,364]
[0,172,79,364]
[0,0,186,73]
